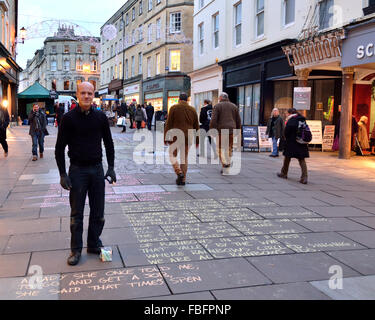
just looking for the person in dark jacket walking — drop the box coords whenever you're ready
[266,108,285,157]
[55,82,116,266]
[199,100,215,157]
[277,108,309,184]
[0,104,9,157]
[28,104,47,161]
[128,101,136,129]
[146,103,154,131]
[118,102,128,133]
[135,104,145,131]
[56,103,65,127]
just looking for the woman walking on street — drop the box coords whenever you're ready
[266,108,284,158]
[135,104,145,131]
[277,108,309,184]
[0,104,9,157]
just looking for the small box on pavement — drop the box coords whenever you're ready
[100,247,113,262]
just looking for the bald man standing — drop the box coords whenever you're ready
[55,82,116,266]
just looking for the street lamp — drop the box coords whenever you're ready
[18,27,27,44]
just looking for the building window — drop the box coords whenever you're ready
[156,0,161,4]
[283,0,295,26]
[234,2,242,46]
[120,19,124,31]
[139,52,143,74]
[91,60,97,72]
[77,44,83,53]
[132,7,136,20]
[256,0,264,37]
[52,79,57,90]
[111,45,113,57]
[169,50,180,72]
[64,80,70,91]
[319,0,334,30]
[170,12,182,34]
[89,80,97,91]
[125,59,129,79]
[156,18,161,39]
[126,13,129,25]
[139,0,143,14]
[91,46,97,54]
[147,56,152,77]
[131,56,135,77]
[148,24,152,43]
[107,68,109,81]
[51,60,57,71]
[64,45,70,53]
[76,59,83,71]
[148,0,153,11]
[111,66,114,80]
[64,59,70,71]
[156,53,161,75]
[132,30,136,45]
[199,0,205,9]
[51,46,57,54]
[119,62,123,79]
[198,23,204,55]
[139,25,143,41]
[213,14,219,49]
[115,65,118,79]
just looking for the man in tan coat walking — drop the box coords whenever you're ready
[210,92,242,175]
[164,93,200,185]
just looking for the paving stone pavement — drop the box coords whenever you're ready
[1,126,375,300]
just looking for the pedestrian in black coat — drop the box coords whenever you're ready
[146,103,154,131]
[277,108,309,184]
[0,105,9,157]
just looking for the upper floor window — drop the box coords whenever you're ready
[76,58,83,71]
[198,23,204,55]
[64,59,70,71]
[256,0,264,37]
[156,18,161,39]
[64,45,70,53]
[91,60,97,72]
[319,0,334,30]
[51,60,57,71]
[148,0,153,11]
[156,0,161,4]
[126,13,129,25]
[77,44,83,53]
[51,46,57,54]
[139,0,143,14]
[170,50,181,72]
[283,0,295,26]
[132,7,136,20]
[90,46,97,54]
[199,0,205,9]
[170,12,182,34]
[213,13,219,49]
[148,24,153,43]
[234,2,242,46]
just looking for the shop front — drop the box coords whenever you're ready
[220,40,295,126]
[189,63,222,113]
[124,83,141,105]
[142,75,190,113]
[342,18,375,156]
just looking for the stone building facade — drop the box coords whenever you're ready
[20,25,100,97]
[100,0,194,112]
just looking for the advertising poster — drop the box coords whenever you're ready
[258,126,272,152]
[243,126,259,152]
[322,125,336,151]
[306,120,323,144]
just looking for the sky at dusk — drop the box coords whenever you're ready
[17,0,128,69]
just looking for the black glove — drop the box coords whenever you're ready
[105,167,117,184]
[60,173,72,190]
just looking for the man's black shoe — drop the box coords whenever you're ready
[176,173,185,186]
[67,252,81,266]
[87,247,102,255]
[277,173,288,179]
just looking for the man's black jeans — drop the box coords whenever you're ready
[69,163,105,253]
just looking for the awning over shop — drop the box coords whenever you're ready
[18,82,51,99]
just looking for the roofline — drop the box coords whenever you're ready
[101,0,138,31]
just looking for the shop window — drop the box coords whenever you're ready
[169,50,181,72]
[313,79,336,125]
[273,81,293,119]
[238,83,261,126]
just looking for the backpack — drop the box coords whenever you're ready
[296,120,312,144]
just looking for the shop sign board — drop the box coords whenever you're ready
[294,87,311,110]
[243,126,259,152]
[322,125,336,151]
[342,22,375,67]
[124,84,140,95]
[306,120,323,145]
[258,126,272,152]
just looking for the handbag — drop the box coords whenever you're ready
[141,120,146,128]
[117,117,124,127]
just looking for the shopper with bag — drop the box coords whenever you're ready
[135,105,145,131]
[28,104,47,161]
[266,108,284,158]
[277,108,309,184]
